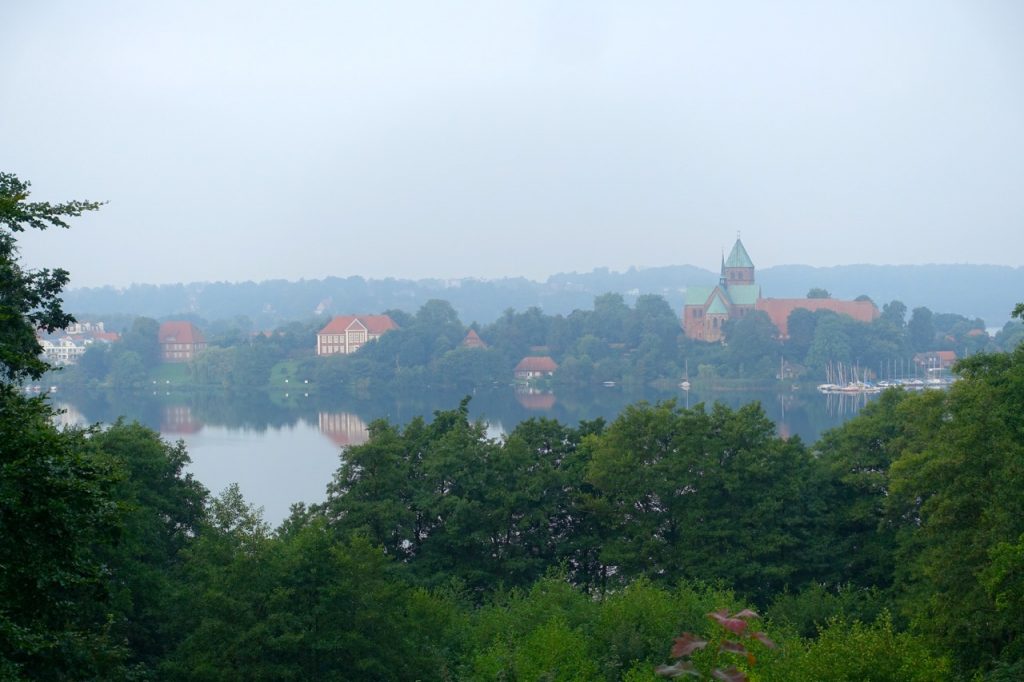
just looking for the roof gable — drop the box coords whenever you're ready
[514,356,558,372]
[319,314,398,335]
[159,321,206,344]
[461,329,488,348]
[725,238,754,268]
[706,295,730,315]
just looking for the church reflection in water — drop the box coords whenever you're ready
[318,411,370,448]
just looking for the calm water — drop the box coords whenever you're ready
[53,385,876,525]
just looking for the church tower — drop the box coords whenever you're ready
[723,237,754,285]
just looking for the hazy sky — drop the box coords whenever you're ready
[4,1,1023,288]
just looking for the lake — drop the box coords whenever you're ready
[53,384,877,525]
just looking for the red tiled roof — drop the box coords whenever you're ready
[755,299,879,337]
[92,332,121,342]
[461,329,487,348]
[514,356,558,372]
[318,315,398,336]
[158,321,206,345]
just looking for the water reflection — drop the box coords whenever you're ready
[162,404,201,434]
[52,385,881,525]
[318,411,370,447]
[514,387,556,410]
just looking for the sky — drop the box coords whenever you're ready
[3,1,1023,289]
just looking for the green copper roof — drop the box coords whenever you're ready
[726,283,760,305]
[706,294,730,315]
[725,238,754,268]
[684,286,713,306]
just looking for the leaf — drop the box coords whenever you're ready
[719,640,747,655]
[708,611,748,635]
[711,666,748,682]
[751,631,776,649]
[655,660,702,678]
[671,632,709,658]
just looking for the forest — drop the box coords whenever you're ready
[56,292,1023,392]
[4,175,1024,680]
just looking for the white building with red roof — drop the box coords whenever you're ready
[514,356,558,380]
[316,314,398,356]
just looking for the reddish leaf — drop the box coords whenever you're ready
[671,632,708,658]
[712,666,748,682]
[708,611,748,635]
[751,631,777,649]
[734,609,760,620]
[719,640,748,655]
[655,660,701,678]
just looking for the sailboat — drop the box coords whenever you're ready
[680,360,691,391]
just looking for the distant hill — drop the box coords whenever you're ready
[64,263,1022,330]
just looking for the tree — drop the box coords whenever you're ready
[119,316,161,368]
[0,172,101,383]
[908,306,935,352]
[90,421,208,670]
[887,347,1024,674]
[807,287,831,299]
[881,300,907,330]
[0,172,127,677]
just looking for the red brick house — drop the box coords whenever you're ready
[316,315,398,356]
[514,356,558,380]
[159,321,208,362]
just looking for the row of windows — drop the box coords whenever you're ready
[163,342,205,351]
[321,333,368,343]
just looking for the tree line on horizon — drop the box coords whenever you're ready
[55,290,1022,392]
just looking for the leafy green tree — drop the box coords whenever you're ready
[110,349,148,388]
[880,300,908,329]
[91,421,208,671]
[0,172,101,383]
[724,310,780,379]
[807,287,831,299]
[119,316,161,368]
[907,306,935,352]
[813,389,909,588]
[785,308,819,362]
[587,401,817,603]
[77,342,113,383]
[805,313,851,373]
[0,173,126,677]
[770,613,950,681]
[887,347,1024,674]
[0,395,126,679]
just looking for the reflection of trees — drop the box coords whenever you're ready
[57,385,880,447]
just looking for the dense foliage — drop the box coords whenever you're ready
[4,173,1023,679]
[57,288,1009,393]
